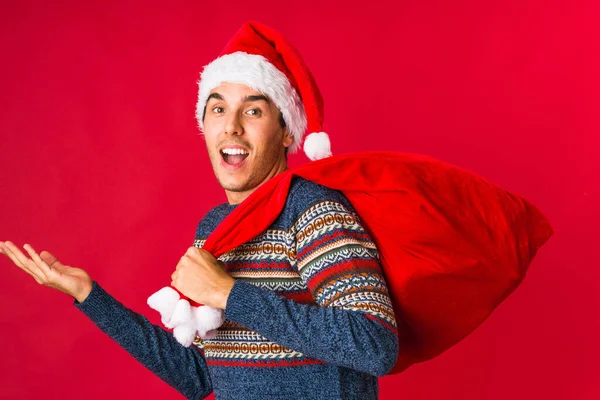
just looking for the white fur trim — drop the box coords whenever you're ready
[303,131,332,161]
[193,305,225,338]
[196,52,307,154]
[147,287,181,328]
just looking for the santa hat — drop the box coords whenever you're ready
[195,21,332,161]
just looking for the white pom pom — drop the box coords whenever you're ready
[169,299,194,328]
[173,323,197,347]
[147,287,180,327]
[193,305,225,338]
[303,131,332,161]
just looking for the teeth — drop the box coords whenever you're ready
[221,148,249,155]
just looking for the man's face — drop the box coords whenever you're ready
[202,82,294,198]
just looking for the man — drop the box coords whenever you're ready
[0,21,399,399]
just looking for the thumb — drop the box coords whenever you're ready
[40,250,65,269]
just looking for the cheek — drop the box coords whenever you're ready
[203,117,222,138]
[203,135,221,163]
[202,127,219,149]
[204,133,217,148]
[248,124,283,151]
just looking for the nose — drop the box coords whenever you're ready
[224,110,244,136]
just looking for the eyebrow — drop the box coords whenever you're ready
[206,93,270,104]
[243,95,271,104]
[207,93,224,102]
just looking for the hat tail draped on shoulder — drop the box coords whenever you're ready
[194,21,331,161]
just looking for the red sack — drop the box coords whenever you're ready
[200,151,554,374]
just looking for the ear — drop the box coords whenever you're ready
[282,129,294,149]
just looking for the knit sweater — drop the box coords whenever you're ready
[74,176,399,399]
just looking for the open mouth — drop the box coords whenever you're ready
[221,148,250,166]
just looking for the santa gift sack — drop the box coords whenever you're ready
[152,151,554,375]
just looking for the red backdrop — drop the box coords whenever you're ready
[0,1,596,399]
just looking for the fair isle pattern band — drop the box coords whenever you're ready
[293,201,398,332]
[193,236,308,293]
[196,51,307,154]
[193,310,324,367]
[196,339,304,358]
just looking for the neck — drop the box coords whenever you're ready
[224,160,289,205]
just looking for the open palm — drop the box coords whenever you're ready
[0,241,92,302]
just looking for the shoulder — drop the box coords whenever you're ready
[289,176,350,206]
[195,202,237,239]
[282,176,358,227]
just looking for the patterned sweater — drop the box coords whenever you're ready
[74,176,399,399]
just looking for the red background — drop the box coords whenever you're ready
[0,1,596,399]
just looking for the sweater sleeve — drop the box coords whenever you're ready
[223,188,399,377]
[73,280,213,400]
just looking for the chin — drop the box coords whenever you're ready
[219,177,250,192]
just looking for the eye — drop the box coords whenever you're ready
[246,108,262,116]
[212,106,224,114]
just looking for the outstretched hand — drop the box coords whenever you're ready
[0,241,93,303]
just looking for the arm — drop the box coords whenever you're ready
[223,195,399,377]
[74,280,213,400]
[0,241,212,398]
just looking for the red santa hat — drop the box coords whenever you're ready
[195,21,332,161]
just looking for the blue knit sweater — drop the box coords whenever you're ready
[74,176,399,399]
